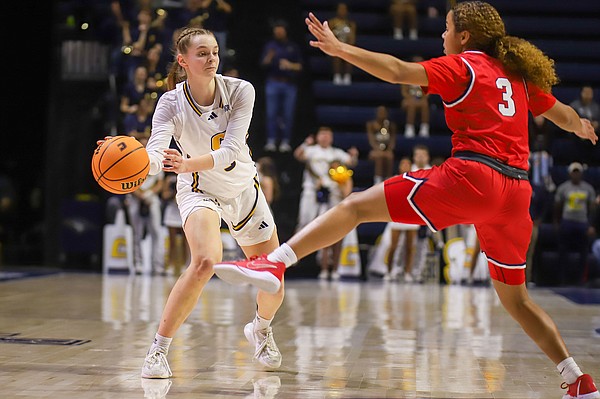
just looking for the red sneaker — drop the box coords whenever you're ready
[562,374,600,399]
[213,255,285,294]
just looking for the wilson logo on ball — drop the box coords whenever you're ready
[121,177,147,191]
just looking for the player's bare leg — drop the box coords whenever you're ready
[142,208,222,378]
[492,280,569,364]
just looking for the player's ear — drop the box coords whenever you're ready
[460,31,470,46]
[177,54,187,68]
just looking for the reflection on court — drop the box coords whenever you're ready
[0,273,598,398]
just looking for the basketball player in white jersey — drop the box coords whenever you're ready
[140,27,284,378]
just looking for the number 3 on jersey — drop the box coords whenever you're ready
[496,77,516,117]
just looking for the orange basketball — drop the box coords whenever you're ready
[91,135,150,194]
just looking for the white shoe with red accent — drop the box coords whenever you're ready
[562,374,600,399]
[213,255,285,294]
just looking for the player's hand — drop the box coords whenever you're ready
[163,148,188,174]
[575,118,598,145]
[305,12,343,57]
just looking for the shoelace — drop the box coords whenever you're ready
[148,351,172,376]
[253,328,278,358]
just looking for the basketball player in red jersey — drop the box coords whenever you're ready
[213,2,599,397]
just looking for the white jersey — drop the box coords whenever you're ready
[146,74,256,199]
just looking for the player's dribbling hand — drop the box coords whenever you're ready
[163,148,188,174]
[305,12,342,57]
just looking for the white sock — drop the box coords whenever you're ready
[150,333,172,355]
[254,312,272,331]
[267,243,297,267]
[557,357,583,384]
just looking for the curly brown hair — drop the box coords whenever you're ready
[166,27,216,91]
[452,1,558,92]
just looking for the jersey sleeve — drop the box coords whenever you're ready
[526,82,557,116]
[146,91,178,175]
[210,81,255,169]
[418,55,471,103]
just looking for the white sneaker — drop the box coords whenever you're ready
[342,74,351,85]
[393,28,403,40]
[404,273,414,283]
[404,124,415,138]
[333,73,342,85]
[409,29,418,40]
[383,272,392,281]
[419,124,430,137]
[264,142,277,152]
[278,142,292,152]
[330,271,340,281]
[141,350,172,379]
[140,378,172,398]
[244,322,282,369]
[318,270,329,280]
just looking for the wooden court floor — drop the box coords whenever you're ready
[0,272,598,398]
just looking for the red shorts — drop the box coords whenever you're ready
[384,157,532,285]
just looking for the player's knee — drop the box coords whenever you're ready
[189,255,217,279]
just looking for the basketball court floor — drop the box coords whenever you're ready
[1,272,598,398]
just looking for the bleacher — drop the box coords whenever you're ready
[301,0,600,283]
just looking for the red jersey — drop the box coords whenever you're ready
[419,51,556,170]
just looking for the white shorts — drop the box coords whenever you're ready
[176,176,275,247]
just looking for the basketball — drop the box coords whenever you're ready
[91,135,150,194]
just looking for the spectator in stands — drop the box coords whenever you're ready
[316,159,354,280]
[367,105,397,185]
[294,127,358,233]
[261,19,303,153]
[144,44,168,95]
[256,156,281,211]
[401,56,430,137]
[120,7,153,81]
[328,3,357,85]
[528,114,555,150]
[384,156,418,281]
[120,65,151,116]
[161,172,188,276]
[126,136,166,274]
[570,85,599,131]
[591,194,600,281]
[554,162,597,285]
[409,144,433,282]
[390,0,419,40]
[123,94,154,140]
[527,134,556,282]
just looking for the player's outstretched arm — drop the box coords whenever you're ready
[542,101,598,145]
[305,12,428,86]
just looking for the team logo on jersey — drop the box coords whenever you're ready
[258,221,269,230]
[207,111,218,120]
